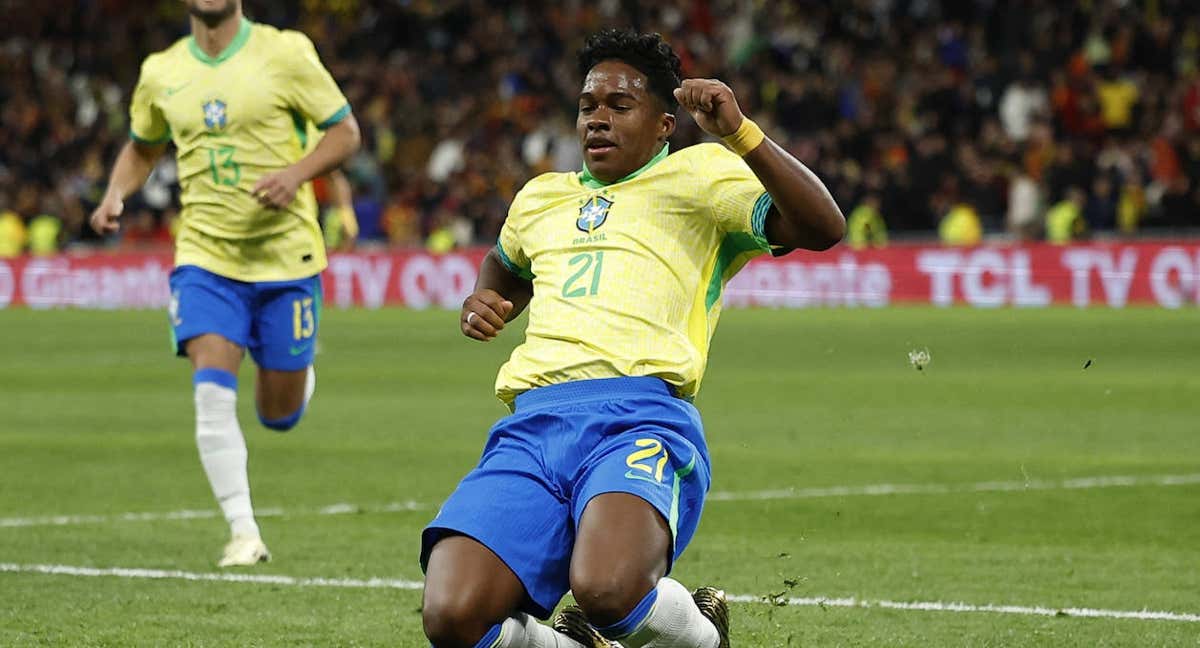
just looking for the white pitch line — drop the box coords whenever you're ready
[0,500,428,529]
[705,472,1200,502]
[723,593,1200,623]
[0,562,423,590]
[2,562,1197,624]
[4,473,1199,529]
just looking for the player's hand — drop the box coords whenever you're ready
[673,78,745,138]
[89,193,125,235]
[461,289,514,342]
[252,169,302,208]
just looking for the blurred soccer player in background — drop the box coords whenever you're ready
[89,0,360,566]
[420,29,844,648]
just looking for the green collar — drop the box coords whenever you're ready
[579,143,669,189]
[188,17,252,67]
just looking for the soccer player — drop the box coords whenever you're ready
[420,29,844,648]
[89,0,360,567]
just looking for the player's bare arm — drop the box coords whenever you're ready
[90,140,167,234]
[327,169,358,250]
[674,78,846,251]
[253,114,361,209]
[461,248,533,342]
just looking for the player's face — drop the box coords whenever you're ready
[578,60,675,183]
[185,0,239,26]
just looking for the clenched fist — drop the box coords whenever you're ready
[89,193,125,235]
[461,289,514,342]
[673,78,746,138]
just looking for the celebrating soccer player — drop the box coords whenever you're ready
[420,29,844,648]
[89,0,360,567]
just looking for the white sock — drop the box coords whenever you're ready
[493,613,586,648]
[304,365,316,406]
[615,578,718,648]
[195,381,259,539]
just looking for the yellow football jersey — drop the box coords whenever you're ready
[494,143,777,405]
[129,18,350,281]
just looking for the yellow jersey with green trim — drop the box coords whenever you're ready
[494,142,776,405]
[128,18,350,281]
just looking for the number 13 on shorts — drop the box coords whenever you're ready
[293,297,315,340]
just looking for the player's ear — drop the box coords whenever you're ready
[660,112,676,141]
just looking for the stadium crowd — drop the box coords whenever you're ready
[3,0,1200,256]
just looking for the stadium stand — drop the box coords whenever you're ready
[2,0,1198,253]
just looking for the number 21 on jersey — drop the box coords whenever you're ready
[562,251,604,298]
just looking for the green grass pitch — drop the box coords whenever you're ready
[1,306,1198,646]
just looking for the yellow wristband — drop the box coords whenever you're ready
[722,118,766,156]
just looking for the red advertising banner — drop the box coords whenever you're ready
[727,242,1200,309]
[0,242,1197,310]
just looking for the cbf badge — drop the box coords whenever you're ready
[577,195,613,234]
[202,99,228,130]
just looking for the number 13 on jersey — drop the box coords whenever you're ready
[562,251,604,298]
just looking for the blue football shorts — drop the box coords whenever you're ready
[168,265,321,372]
[420,376,713,619]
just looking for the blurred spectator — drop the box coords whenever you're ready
[1007,172,1043,241]
[1084,175,1118,231]
[938,203,983,246]
[846,195,888,249]
[27,213,63,256]
[0,210,26,257]
[1117,174,1147,234]
[1095,67,1140,133]
[1046,187,1089,244]
[1000,75,1049,143]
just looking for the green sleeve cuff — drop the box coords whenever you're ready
[129,128,170,145]
[750,192,773,246]
[316,104,351,130]
[751,192,792,257]
[495,242,534,280]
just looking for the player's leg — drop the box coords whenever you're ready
[564,389,724,648]
[567,495,723,648]
[249,275,320,431]
[424,536,593,648]
[420,411,594,648]
[170,266,265,566]
[254,365,312,430]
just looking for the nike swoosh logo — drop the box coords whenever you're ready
[289,344,312,356]
[166,83,191,96]
[624,471,667,486]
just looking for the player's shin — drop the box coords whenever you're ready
[194,368,259,540]
[597,578,720,648]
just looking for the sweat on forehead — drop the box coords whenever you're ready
[583,63,649,93]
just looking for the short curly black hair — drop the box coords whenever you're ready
[577,29,682,112]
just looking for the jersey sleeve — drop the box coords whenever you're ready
[495,191,534,280]
[280,31,351,130]
[129,59,170,145]
[704,145,781,256]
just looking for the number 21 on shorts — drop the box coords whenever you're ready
[625,438,669,485]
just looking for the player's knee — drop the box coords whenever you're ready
[421,591,493,648]
[570,564,657,628]
[257,406,303,432]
